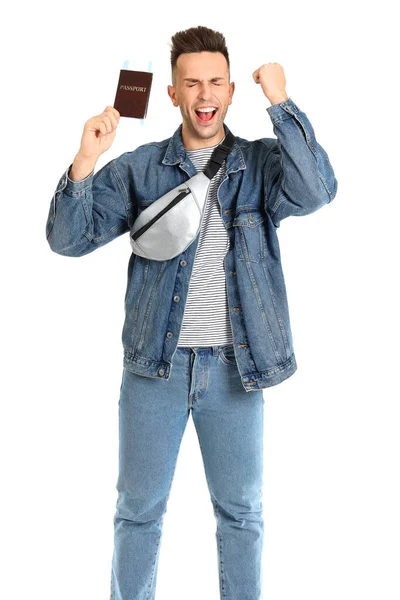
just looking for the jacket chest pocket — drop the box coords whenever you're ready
[233,208,266,262]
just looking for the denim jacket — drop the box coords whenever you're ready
[46,97,338,392]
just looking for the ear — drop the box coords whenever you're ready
[229,81,235,104]
[167,84,179,107]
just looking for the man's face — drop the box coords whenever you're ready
[167,51,235,149]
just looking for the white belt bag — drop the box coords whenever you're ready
[129,130,235,261]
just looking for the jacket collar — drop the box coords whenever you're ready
[162,121,246,177]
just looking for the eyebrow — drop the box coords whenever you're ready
[183,77,225,83]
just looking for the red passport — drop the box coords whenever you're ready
[113,69,153,119]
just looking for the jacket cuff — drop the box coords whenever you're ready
[56,163,95,196]
[266,97,301,124]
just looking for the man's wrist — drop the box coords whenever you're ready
[69,154,97,182]
[268,93,289,106]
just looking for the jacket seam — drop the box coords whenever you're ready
[111,158,131,221]
[83,221,128,244]
[264,155,283,223]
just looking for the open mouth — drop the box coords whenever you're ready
[195,107,218,123]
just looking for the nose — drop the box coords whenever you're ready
[197,82,214,101]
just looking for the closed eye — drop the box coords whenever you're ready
[188,83,221,87]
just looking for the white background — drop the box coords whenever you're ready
[2,1,399,599]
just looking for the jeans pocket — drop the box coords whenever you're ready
[218,344,237,366]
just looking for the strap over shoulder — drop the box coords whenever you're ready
[204,130,235,180]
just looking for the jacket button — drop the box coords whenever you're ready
[173,295,180,302]
[180,259,187,266]
[166,331,173,338]
[158,368,165,376]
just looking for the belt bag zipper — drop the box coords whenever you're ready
[131,187,191,242]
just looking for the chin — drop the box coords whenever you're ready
[195,119,220,134]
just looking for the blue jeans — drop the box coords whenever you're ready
[110,344,265,600]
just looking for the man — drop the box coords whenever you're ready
[46,25,337,600]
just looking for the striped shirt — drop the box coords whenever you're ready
[177,135,234,347]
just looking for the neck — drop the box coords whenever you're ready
[182,124,226,150]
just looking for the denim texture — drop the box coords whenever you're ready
[110,345,265,600]
[46,97,338,392]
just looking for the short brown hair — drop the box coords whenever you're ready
[169,25,230,86]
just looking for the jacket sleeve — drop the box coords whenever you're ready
[262,97,338,228]
[45,154,132,257]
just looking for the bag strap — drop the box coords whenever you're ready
[203,130,236,180]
